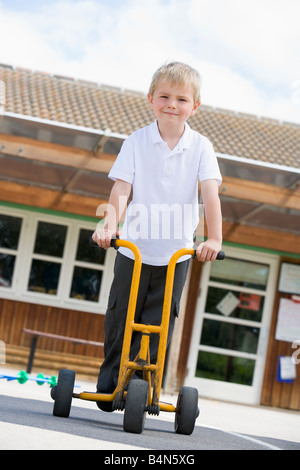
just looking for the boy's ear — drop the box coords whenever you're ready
[147,94,154,105]
[190,101,201,116]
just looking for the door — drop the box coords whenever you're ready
[186,247,279,404]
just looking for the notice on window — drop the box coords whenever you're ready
[278,263,300,294]
[216,292,240,316]
[277,356,296,382]
[275,298,300,342]
[239,293,261,311]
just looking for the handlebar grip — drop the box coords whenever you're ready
[89,237,98,247]
[110,238,119,250]
[216,251,226,260]
[89,236,119,250]
[192,250,226,260]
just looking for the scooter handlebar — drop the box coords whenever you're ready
[89,236,225,260]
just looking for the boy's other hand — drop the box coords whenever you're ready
[196,239,222,262]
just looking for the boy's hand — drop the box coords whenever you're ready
[92,229,119,250]
[195,239,222,262]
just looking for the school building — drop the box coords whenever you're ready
[0,64,300,410]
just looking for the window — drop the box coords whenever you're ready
[186,247,279,404]
[0,207,115,314]
[28,221,67,295]
[69,228,106,303]
[0,214,23,288]
[190,254,272,387]
[194,257,270,386]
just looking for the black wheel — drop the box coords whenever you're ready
[52,369,75,418]
[175,386,199,435]
[123,380,149,434]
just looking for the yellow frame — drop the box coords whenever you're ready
[73,240,195,414]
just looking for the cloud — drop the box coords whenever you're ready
[0,3,66,70]
[0,0,299,124]
[188,0,300,85]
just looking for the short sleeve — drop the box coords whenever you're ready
[108,135,135,184]
[197,137,222,186]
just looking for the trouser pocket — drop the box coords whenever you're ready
[103,293,117,355]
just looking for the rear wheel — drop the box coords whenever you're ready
[175,386,199,435]
[123,380,148,434]
[52,369,75,418]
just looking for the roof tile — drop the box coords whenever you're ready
[0,65,299,168]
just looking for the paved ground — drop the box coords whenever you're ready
[0,366,299,451]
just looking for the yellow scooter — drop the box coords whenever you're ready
[51,238,225,434]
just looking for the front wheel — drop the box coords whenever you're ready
[123,380,149,434]
[52,369,75,418]
[175,386,199,435]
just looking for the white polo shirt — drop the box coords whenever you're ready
[109,120,222,266]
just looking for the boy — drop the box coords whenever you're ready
[92,62,222,409]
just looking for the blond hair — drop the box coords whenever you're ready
[148,62,202,103]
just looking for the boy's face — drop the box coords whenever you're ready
[148,80,200,128]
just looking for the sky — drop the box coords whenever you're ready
[0,0,299,124]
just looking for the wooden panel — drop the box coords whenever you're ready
[6,345,102,377]
[0,154,76,188]
[2,135,300,211]
[0,133,115,173]
[222,221,300,255]
[0,180,106,217]
[0,298,105,360]
[221,176,300,211]
[261,257,300,410]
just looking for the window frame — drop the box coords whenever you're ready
[0,206,115,314]
[186,245,280,404]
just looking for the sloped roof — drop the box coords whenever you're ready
[0,64,299,169]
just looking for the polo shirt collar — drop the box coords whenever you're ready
[150,120,192,150]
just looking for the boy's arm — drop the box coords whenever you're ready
[92,179,132,249]
[196,179,222,262]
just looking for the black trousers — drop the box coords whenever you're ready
[97,252,190,393]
